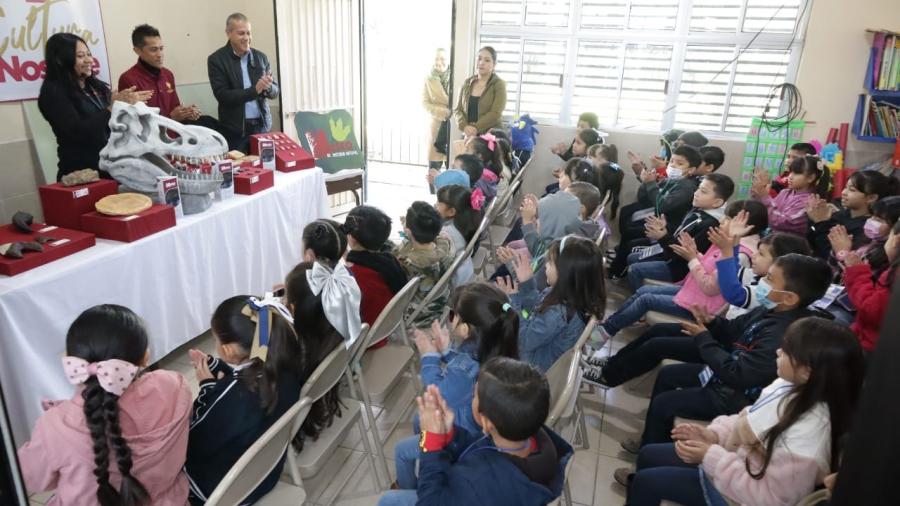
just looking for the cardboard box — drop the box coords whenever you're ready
[234,167,274,195]
[0,223,95,276]
[38,179,119,231]
[80,204,176,243]
[157,176,183,218]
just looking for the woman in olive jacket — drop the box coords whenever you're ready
[454,46,507,137]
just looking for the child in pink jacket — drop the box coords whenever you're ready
[17,304,192,506]
[625,317,864,506]
[752,155,830,236]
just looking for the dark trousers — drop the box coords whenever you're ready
[602,324,702,387]
[640,363,731,446]
[224,118,267,152]
[627,443,706,506]
[610,202,653,275]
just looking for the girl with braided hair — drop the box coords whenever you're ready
[17,304,192,505]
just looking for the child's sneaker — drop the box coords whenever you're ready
[582,364,611,388]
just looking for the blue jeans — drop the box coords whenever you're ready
[627,257,673,291]
[627,443,706,506]
[602,284,690,336]
[394,436,420,489]
[378,490,418,506]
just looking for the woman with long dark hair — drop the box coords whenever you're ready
[38,33,151,180]
[454,46,507,137]
[17,304,192,505]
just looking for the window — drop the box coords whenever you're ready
[477,0,809,135]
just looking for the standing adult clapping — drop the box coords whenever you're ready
[38,33,152,181]
[424,48,451,172]
[454,46,507,139]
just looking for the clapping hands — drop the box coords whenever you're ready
[644,214,668,241]
[418,384,454,435]
[670,232,699,261]
[805,195,834,223]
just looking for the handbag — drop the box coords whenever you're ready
[434,119,449,155]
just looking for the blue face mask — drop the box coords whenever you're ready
[659,147,668,158]
[754,278,780,310]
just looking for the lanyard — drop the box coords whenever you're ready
[458,435,531,462]
[748,384,793,413]
[655,180,677,214]
[81,86,105,111]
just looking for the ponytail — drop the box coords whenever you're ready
[437,185,484,242]
[450,283,519,362]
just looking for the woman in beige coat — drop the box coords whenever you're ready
[424,48,451,170]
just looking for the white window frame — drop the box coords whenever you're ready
[475,0,812,137]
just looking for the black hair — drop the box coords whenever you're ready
[488,128,514,170]
[748,317,864,480]
[210,296,301,415]
[284,262,345,450]
[302,219,347,267]
[566,182,602,219]
[865,196,900,274]
[589,143,618,164]
[774,254,832,307]
[454,154,484,186]
[563,157,601,188]
[595,162,624,218]
[468,136,504,177]
[849,171,900,202]
[437,185,484,243]
[539,236,606,319]
[699,146,725,172]
[44,33,110,99]
[406,201,443,244]
[66,305,151,506]
[131,24,160,48]
[672,144,702,169]
[788,155,831,198]
[449,283,519,362]
[759,233,812,258]
[576,129,602,150]
[703,173,735,201]
[724,199,768,235]
[578,112,600,130]
[343,205,392,251]
[873,220,900,288]
[476,357,549,441]
[790,142,818,156]
[479,46,497,63]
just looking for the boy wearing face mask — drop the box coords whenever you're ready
[609,145,704,278]
[626,254,833,451]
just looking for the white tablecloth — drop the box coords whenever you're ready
[0,168,330,444]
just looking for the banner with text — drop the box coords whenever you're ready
[0,0,110,102]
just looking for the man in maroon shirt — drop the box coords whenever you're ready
[118,24,207,124]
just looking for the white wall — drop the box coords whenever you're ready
[0,0,277,221]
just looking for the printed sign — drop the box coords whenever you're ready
[294,109,364,173]
[0,0,111,102]
[738,118,805,198]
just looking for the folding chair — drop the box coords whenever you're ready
[204,398,312,506]
[350,277,423,486]
[544,348,585,506]
[286,338,379,505]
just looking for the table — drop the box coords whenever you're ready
[0,168,330,445]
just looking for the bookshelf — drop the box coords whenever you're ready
[852,30,900,144]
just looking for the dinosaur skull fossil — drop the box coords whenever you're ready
[99,101,228,214]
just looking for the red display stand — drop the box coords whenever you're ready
[234,167,275,195]
[80,204,176,243]
[249,133,316,172]
[0,223,95,276]
[38,179,119,231]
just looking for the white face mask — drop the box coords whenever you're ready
[666,165,683,180]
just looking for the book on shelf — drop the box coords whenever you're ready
[861,98,900,138]
[870,30,900,91]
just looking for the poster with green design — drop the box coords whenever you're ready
[294,109,364,173]
[738,118,805,197]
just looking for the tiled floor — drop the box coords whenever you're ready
[29,167,655,506]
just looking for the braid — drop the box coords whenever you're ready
[104,396,150,506]
[82,381,119,506]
